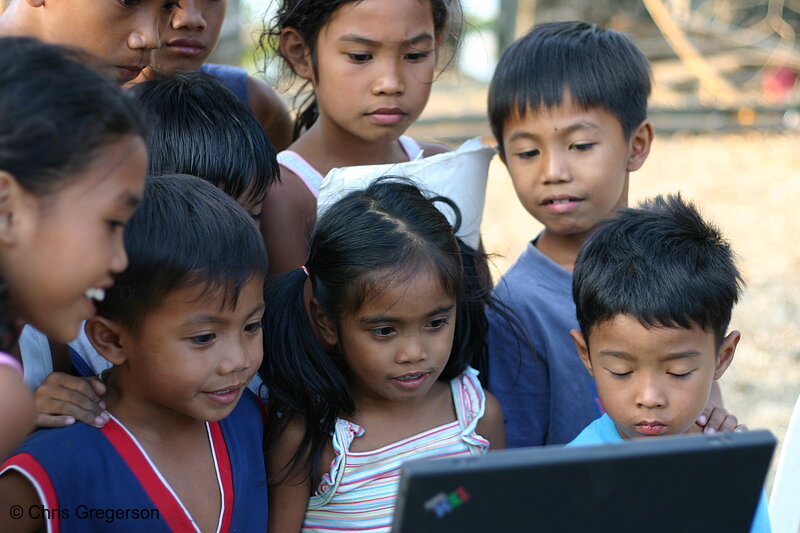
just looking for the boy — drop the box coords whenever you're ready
[0,0,177,84]
[0,174,268,532]
[25,72,279,428]
[486,21,656,447]
[567,194,768,532]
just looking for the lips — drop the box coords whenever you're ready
[367,107,408,126]
[165,38,206,57]
[391,371,430,389]
[204,383,244,405]
[540,195,584,214]
[115,65,146,83]
[636,421,667,436]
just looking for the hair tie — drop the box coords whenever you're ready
[300,265,310,277]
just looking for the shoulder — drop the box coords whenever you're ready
[418,140,452,157]
[476,390,506,450]
[247,78,293,151]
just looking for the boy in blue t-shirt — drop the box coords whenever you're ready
[0,175,268,532]
[486,21,735,446]
[567,194,768,532]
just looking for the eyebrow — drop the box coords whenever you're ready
[181,302,266,327]
[359,304,455,325]
[507,121,601,144]
[339,32,434,47]
[598,350,702,362]
[118,192,141,210]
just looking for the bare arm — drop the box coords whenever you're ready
[260,167,317,279]
[0,471,45,532]
[247,78,293,152]
[268,416,313,533]
[476,390,506,450]
[0,368,34,459]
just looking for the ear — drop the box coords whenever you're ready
[626,119,654,172]
[280,27,313,80]
[85,316,127,366]
[713,329,740,380]
[0,171,32,248]
[309,297,338,346]
[570,328,594,377]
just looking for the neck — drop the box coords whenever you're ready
[290,114,410,176]
[534,229,593,272]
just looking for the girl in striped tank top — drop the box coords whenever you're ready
[262,179,506,533]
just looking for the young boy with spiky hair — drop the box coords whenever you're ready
[568,194,768,533]
[486,21,736,446]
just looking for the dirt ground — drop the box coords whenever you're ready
[480,130,800,482]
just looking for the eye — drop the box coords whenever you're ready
[347,53,371,63]
[571,142,594,151]
[119,0,141,6]
[668,370,694,379]
[162,0,181,12]
[608,370,632,378]
[427,318,449,330]
[517,149,540,160]
[244,321,263,334]
[190,333,215,345]
[370,326,395,337]
[405,50,431,62]
[108,220,125,232]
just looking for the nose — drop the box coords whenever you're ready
[171,0,206,31]
[109,234,129,274]
[372,58,404,96]
[219,333,259,375]
[395,334,427,365]
[541,149,572,184]
[635,375,667,409]
[128,9,169,51]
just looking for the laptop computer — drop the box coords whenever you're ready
[392,430,775,533]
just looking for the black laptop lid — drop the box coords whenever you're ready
[392,430,775,533]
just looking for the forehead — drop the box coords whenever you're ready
[322,0,435,41]
[353,266,454,317]
[145,275,264,322]
[588,314,717,360]
[502,97,625,142]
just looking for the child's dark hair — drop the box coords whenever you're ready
[263,178,492,481]
[96,174,268,332]
[131,72,279,208]
[488,21,651,153]
[0,37,144,350]
[573,193,743,347]
[261,0,464,139]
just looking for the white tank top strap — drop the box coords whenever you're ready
[398,135,424,161]
[451,366,488,450]
[277,150,324,198]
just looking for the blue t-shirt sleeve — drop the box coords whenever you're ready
[749,490,771,533]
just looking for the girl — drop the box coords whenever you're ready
[129,0,294,150]
[259,0,464,277]
[263,179,505,533]
[0,37,147,438]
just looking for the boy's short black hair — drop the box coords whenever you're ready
[488,21,652,153]
[96,174,268,332]
[131,72,279,208]
[573,194,743,346]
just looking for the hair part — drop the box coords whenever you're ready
[96,174,268,333]
[260,0,464,138]
[488,21,651,153]
[131,72,279,207]
[573,193,743,348]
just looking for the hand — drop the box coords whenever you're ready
[34,372,109,428]
[695,404,747,434]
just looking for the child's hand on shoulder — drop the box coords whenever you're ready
[34,372,110,429]
[695,404,747,434]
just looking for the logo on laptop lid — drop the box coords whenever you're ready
[424,486,470,519]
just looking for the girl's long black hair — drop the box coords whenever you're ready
[262,178,497,482]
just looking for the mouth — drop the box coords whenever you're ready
[114,65,146,83]
[540,195,583,214]
[204,383,245,405]
[391,371,430,389]
[165,38,206,57]
[636,421,667,436]
[367,107,408,126]
[85,288,106,302]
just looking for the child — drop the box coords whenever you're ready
[567,193,769,533]
[129,0,293,150]
[259,0,463,277]
[264,179,505,532]
[0,174,268,532]
[485,22,734,447]
[23,70,280,428]
[0,37,147,451]
[0,0,179,84]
